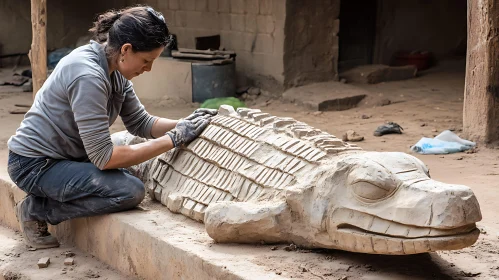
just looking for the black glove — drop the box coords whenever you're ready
[166,116,211,147]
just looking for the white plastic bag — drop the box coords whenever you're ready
[411,130,476,155]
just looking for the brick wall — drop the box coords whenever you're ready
[146,0,286,89]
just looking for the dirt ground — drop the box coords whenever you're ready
[1,60,499,279]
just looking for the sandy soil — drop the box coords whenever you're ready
[0,226,131,280]
[1,60,499,279]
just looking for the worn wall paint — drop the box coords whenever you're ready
[283,0,340,88]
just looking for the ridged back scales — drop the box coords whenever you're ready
[146,108,362,222]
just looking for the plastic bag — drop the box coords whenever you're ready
[410,130,476,155]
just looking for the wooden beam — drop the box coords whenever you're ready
[29,0,47,98]
[463,0,499,144]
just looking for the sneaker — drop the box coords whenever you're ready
[15,197,59,249]
[373,122,404,137]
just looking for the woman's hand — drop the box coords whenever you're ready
[166,115,211,147]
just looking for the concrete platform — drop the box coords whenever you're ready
[0,176,287,280]
[282,81,368,111]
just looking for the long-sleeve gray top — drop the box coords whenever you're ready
[8,40,158,170]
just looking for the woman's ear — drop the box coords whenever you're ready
[120,43,133,56]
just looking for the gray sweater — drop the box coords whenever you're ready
[8,41,158,169]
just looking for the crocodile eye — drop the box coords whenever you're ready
[348,165,397,202]
[352,181,392,200]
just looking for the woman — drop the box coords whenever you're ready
[7,6,215,249]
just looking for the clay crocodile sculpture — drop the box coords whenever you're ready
[111,105,482,255]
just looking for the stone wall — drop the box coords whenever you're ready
[145,0,286,90]
[0,0,131,64]
[283,0,340,88]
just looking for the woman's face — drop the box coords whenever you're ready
[118,43,164,80]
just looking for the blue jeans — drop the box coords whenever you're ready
[7,151,145,225]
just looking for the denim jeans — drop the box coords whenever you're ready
[7,151,145,225]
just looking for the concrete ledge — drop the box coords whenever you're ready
[0,176,286,280]
[282,81,368,111]
[340,65,417,84]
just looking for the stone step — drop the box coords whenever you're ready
[0,176,288,280]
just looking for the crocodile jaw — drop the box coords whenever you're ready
[328,224,479,255]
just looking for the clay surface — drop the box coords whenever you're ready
[114,105,482,255]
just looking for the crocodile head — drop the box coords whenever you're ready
[310,152,481,255]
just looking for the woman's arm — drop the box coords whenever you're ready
[150,117,178,138]
[103,134,173,170]
[103,116,211,170]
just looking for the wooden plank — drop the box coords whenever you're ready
[29,0,47,98]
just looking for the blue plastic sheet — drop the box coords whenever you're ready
[411,130,476,155]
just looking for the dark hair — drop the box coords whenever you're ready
[89,6,171,56]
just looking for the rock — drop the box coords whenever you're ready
[421,123,427,127]
[247,87,261,96]
[342,130,364,142]
[361,114,371,119]
[432,129,438,132]
[63,251,75,257]
[270,246,278,251]
[340,78,347,84]
[64,257,74,266]
[37,257,50,268]
[301,267,308,272]
[313,111,323,116]
[376,98,391,107]
[284,244,298,251]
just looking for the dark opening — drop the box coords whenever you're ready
[338,0,378,72]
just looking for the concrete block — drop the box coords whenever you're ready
[132,57,193,101]
[230,14,245,32]
[245,0,259,14]
[169,0,179,10]
[195,0,208,11]
[231,0,245,14]
[37,257,50,269]
[282,81,368,111]
[157,0,169,12]
[253,34,274,53]
[245,14,257,32]
[263,54,284,79]
[180,0,196,11]
[340,65,418,84]
[218,0,230,13]
[208,0,218,12]
[273,27,284,54]
[174,11,188,27]
[64,258,74,266]
[187,11,218,30]
[259,0,272,15]
[243,33,257,52]
[272,0,286,21]
[218,14,231,31]
[163,10,176,26]
[257,15,275,34]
